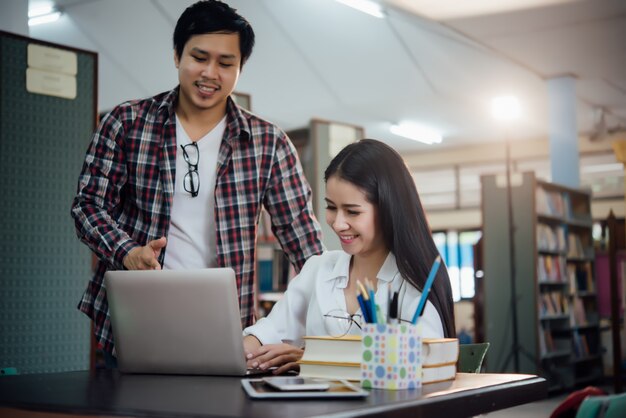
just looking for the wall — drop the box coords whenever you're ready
[0,32,96,373]
[0,1,28,37]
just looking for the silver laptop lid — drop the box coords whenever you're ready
[104,268,247,375]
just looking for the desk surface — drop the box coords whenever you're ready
[0,371,547,418]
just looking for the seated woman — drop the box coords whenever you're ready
[243,139,455,374]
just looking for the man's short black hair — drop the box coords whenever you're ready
[173,0,255,67]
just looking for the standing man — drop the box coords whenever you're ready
[71,0,324,359]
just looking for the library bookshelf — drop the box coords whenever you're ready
[482,171,603,392]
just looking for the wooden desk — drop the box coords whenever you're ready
[0,371,547,418]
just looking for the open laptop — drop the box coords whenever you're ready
[104,268,261,376]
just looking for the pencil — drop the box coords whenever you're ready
[411,255,442,324]
[356,287,371,323]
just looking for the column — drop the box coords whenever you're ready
[547,75,580,188]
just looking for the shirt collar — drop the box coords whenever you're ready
[158,87,179,118]
[323,252,399,284]
[159,88,251,142]
[325,252,352,283]
[223,96,251,143]
[376,252,400,283]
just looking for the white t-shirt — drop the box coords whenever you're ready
[243,251,445,347]
[162,115,226,270]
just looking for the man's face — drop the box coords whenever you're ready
[174,32,241,116]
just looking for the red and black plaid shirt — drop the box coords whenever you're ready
[71,88,324,353]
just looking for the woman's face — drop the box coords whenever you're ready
[324,176,387,258]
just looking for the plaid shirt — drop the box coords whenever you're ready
[71,88,324,354]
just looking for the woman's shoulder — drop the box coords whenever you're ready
[305,250,345,265]
[299,250,347,274]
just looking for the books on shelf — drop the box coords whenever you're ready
[538,255,566,283]
[571,330,590,358]
[257,245,274,293]
[256,244,295,296]
[539,291,568,316]
[422,338,459,366]
[567,262,594,293]
[537,224,566,253]
[567,233,586,259]
[536,188,565,218]
[570,297,587,326]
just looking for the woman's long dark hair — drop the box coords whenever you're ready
[324,139,456,338]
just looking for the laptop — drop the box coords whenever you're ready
[104,268,259,376]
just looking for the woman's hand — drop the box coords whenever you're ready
[243,335,262,357]
[245,341,304,375]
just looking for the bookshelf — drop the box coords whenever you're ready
[482,172,603,392]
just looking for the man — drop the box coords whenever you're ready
[71,0,324,359]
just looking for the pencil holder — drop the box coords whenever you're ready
[360,322,422,390]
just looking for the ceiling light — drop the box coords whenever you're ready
[491,96,521,122]
[28,5,62,26]
[335,0,385,18]
[390,122,442,144]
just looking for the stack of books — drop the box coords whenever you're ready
[297,335,361,381]
[297,335,460,384]
[422,338,459,384]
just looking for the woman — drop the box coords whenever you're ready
[243,139,455,374]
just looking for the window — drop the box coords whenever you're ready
[433,229,482,302]
[411,150,623,213]
[412,168,456,210]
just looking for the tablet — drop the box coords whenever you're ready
[241,378,369,399]
[262,377,330,391]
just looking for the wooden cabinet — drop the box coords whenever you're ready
[482,172,603,391]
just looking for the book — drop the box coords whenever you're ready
[302,336,460,366]
[422,338,458,384]
[423,363,456,384]
[298,360,361,381]
[301,335,362,364]
[300,336,459,383]
[257,245,274,293]
[422,338,459,366]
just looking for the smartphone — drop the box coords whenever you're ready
[262,377,330,391]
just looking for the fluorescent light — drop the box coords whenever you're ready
[28,5,62,26]
[390,122,442,144]
[386,0,579,20]
[335,0,385,18]
[491,96,521,122]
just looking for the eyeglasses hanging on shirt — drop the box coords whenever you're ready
[181,142,199,197]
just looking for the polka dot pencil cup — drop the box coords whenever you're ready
[360,323,422,390]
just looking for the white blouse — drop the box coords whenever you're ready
[243,251,444,347]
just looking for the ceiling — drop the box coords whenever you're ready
[25,0,626,153]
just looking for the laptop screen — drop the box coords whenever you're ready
[104,268,248,375]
